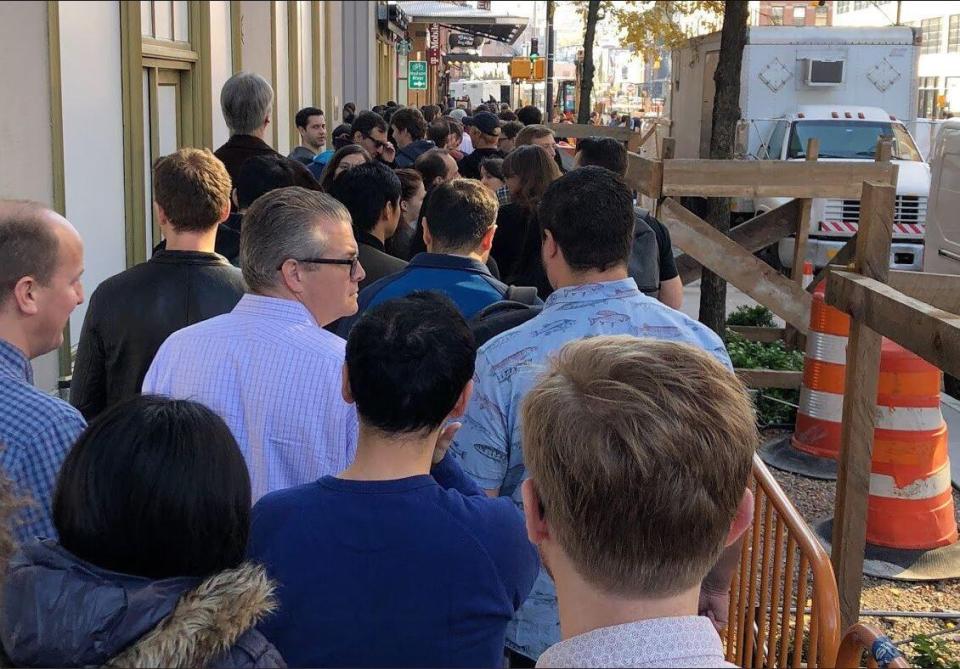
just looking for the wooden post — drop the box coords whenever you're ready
[654,138,676,218]
[830,180,895,631]
[791,138,819,284]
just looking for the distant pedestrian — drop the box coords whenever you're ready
[289,106,327,165]
[458,112,505,180]
[214,72,278,185]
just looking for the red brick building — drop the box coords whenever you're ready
[753,1,833,27]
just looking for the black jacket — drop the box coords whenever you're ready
[70,251,246,420]
[457,147,505,180]
[214,134,279,184]
[358,231,407,290]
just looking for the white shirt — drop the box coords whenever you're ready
[536,616,736,668]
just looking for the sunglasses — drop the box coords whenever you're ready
[362,133,388,151]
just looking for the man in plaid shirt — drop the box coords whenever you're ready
[0,201,87,542]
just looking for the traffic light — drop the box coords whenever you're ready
[510,57,532,80]
[531,38,539,57]
[533,58,545,81]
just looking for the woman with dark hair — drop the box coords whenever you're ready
[385,168,426,261]
[0,396,284,668]
[492,144,561,294]
[315,144,373,192]
[342,102,357,125]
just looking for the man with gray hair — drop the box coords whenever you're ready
[0,200,86,542]
[214,71,280,183]
[143,187,363,501]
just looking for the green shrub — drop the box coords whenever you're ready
[910,633,960,669]
[726,304,777,328]
[724,330,803,426]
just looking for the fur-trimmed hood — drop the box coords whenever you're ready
[1,540,284,668]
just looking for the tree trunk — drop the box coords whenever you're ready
[577,0,600,125]
[699,0,749,335]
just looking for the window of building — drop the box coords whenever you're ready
[949,15,960,53]
[793,6,806,25]
[815,6,829,26]
[836,1,849,14]
[918,77,942,119]
[921,17,942,55]
[770,6,784,26]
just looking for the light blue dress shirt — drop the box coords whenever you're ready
[450,278,732,660]
[143,294,358,501]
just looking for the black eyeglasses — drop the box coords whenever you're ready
[362,133,388,151]
[278,256,363,279]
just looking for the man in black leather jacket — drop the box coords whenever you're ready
[70,149,245,420]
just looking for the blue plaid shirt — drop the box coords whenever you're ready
[0,339,86,542]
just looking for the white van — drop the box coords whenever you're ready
[924,118,960,275]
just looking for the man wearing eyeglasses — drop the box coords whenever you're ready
[143,187,362,502]
[350,111,396,165]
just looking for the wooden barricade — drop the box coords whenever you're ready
[726,456,841,668]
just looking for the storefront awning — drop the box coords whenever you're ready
[443,54,514,64]
[396,1,528,44]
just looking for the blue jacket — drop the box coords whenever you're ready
[0,540,284,668]
[339,253,539,337]
[394,139,435,168]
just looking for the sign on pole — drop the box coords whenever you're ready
[409,60,428,90]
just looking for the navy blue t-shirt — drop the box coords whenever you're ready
[248,454,539,668]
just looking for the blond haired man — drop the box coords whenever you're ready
[71,148,245,420]
[521,337,757,668]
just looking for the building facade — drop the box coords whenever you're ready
[833,0,960,118]
[750,1,833,27]
[1,0,379,391]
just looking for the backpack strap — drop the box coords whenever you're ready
[504,285,539,305]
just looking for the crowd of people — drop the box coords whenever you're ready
[0,70,759,668]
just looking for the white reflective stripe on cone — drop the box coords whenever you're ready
[799,388,945,430]
[870,462,952,500]
[805,331,848,366]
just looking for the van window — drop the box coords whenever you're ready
[764,121,788,159]
[787,120,922,161]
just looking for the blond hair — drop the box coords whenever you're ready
[522,336,757,598]
[153,148,232,233]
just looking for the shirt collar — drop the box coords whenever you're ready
[408,252,492,276]
[232,293,318,326]
[359,231,386,252]
[543,278,640,308]
[226,134,273,151]
[0,339,32,384]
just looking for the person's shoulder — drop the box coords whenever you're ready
[218,628,285,669]
[0,382,84,440]
[254,480,322,516]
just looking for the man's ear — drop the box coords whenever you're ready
[725,487,755,547]
[521,479,550,545]
[341,363,354,404]
[479,224,497,253]
[217,201,230,225]
[542,229,559,260]
[278,259,305,295]
[422,219,433,250]
[155,203,172,230]
[449,379,473,419]
[11,276,41,316]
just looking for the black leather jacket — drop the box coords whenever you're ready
[70,251,246,420]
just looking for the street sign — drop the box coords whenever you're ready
[409,61,428,90]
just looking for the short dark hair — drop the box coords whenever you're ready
[500,120,524,140]
[427,120,450,146]
[446,118,464,139]
[351,111,387,138]
[235,154,319,209]
[425,179,497,253]
[0,201,60,302]
[576,137,628,176]
[53,396,251,580]
[498,110,518,122]
[343,102,357,125]
[390,107,427,141]
[395,168,424,203]
[414,148,451,185]
[539,166,633,272]
[421,105,441,123]
[153,148,232,232]
[295,106,324,129]
[331,123,354,150]
[328,161,401,233]
[346,292,476,434]
[480,157,504,180]
[474,103,492,114]
[517,105,543,125]
[318,144,372,193]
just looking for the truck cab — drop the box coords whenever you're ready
[757,105,930,271]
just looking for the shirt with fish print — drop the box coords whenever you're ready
[450,277,732,661]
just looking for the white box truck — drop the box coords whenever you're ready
[924,118,960,275]
[669,27,930,271]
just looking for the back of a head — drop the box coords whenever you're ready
[0,201,60,309]
[331,123,354,150]
[538,166,633,271]
[235,153,317,210]
[395,168,424,203]
[425,179,497,254]
[498,110,518,122]
[53,395,251,580]
[576,137,627,177]
[351,111,387,138]
[421,104,441,123]
[414,148,451,186]
[502,144,561,210]
[515,124,554,147]
[427,119,450,146]
[328,161,401,234]
[343,102,357,125]
[390,107,427,141]
[153,148,232,232]
[346,292,475,434]
[517,105,543,126]
[220,71,274,136]
[522,337,757,598]
[500,120,524,141]
[240,186,350,293]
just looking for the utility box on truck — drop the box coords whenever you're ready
[669,27,930,271]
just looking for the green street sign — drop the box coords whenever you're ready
[409,60,428,90]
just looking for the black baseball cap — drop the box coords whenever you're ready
[462,111,501,136]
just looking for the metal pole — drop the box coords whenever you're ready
[546,0,555,119]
